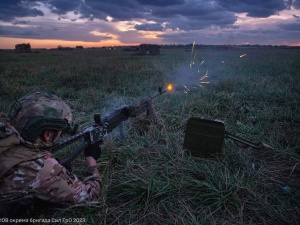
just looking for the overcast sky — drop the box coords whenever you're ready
[0,0,299,48]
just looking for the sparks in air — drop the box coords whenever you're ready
[190,41,196,69]
[196,70,210,87]
[240,54,247,58]
[191,41,195,58]
[183,85,190,91]
[200,70,209,81]
[183,85,191,94]
[197,61,205,73]
[190,61,195,69]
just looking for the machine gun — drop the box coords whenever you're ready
[50,88,165,167]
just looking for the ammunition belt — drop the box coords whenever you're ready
[167,123,187,132]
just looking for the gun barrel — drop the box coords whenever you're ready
[151,90,166,99]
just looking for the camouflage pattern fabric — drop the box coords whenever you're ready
[30,155,101,204]
[8,92,72,145]
[0,113,25,154]
[0,144,101,214]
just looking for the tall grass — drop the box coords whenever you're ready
[0,47,299,224]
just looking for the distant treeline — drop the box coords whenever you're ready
[160,44,300,49]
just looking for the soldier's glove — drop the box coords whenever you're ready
[84,139,102,160]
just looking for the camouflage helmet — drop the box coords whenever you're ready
[8,92,72,143]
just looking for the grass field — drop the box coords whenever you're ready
[0,47,299,224]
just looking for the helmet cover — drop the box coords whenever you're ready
[8,92,72,143]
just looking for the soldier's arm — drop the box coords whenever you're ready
[30,155,101,204]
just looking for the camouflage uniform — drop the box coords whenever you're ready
[0,93,101,216]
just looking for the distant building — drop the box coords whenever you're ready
[75,46,84,49]
[138,44,160,55]
[15,43,31,53]
[57,45,73,50]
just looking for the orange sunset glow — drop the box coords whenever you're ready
[0,37,138,49]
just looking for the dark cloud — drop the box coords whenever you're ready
[163,15,237,31]
[136,0,184,7]
[0,0,295,27]
[149,1,237,30]
[44,0,297,22]
[216,0,287,17]
[7,0,237,30]
[12,20,28,25]
[77,0,238,31]
[233,27,300,43]
[293,14,300,18]
[134,23,164,31]
[1,0,291,32]
[47,0,83,15]
[79,0,145,21]
[0,25,39,37]
[158,26,300,45]
[0,0,44,22]
[286,0,300,9]
[0,24,112,42]
[46,0,143,20]
[150,1,219,18]
[277,22,300,30]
